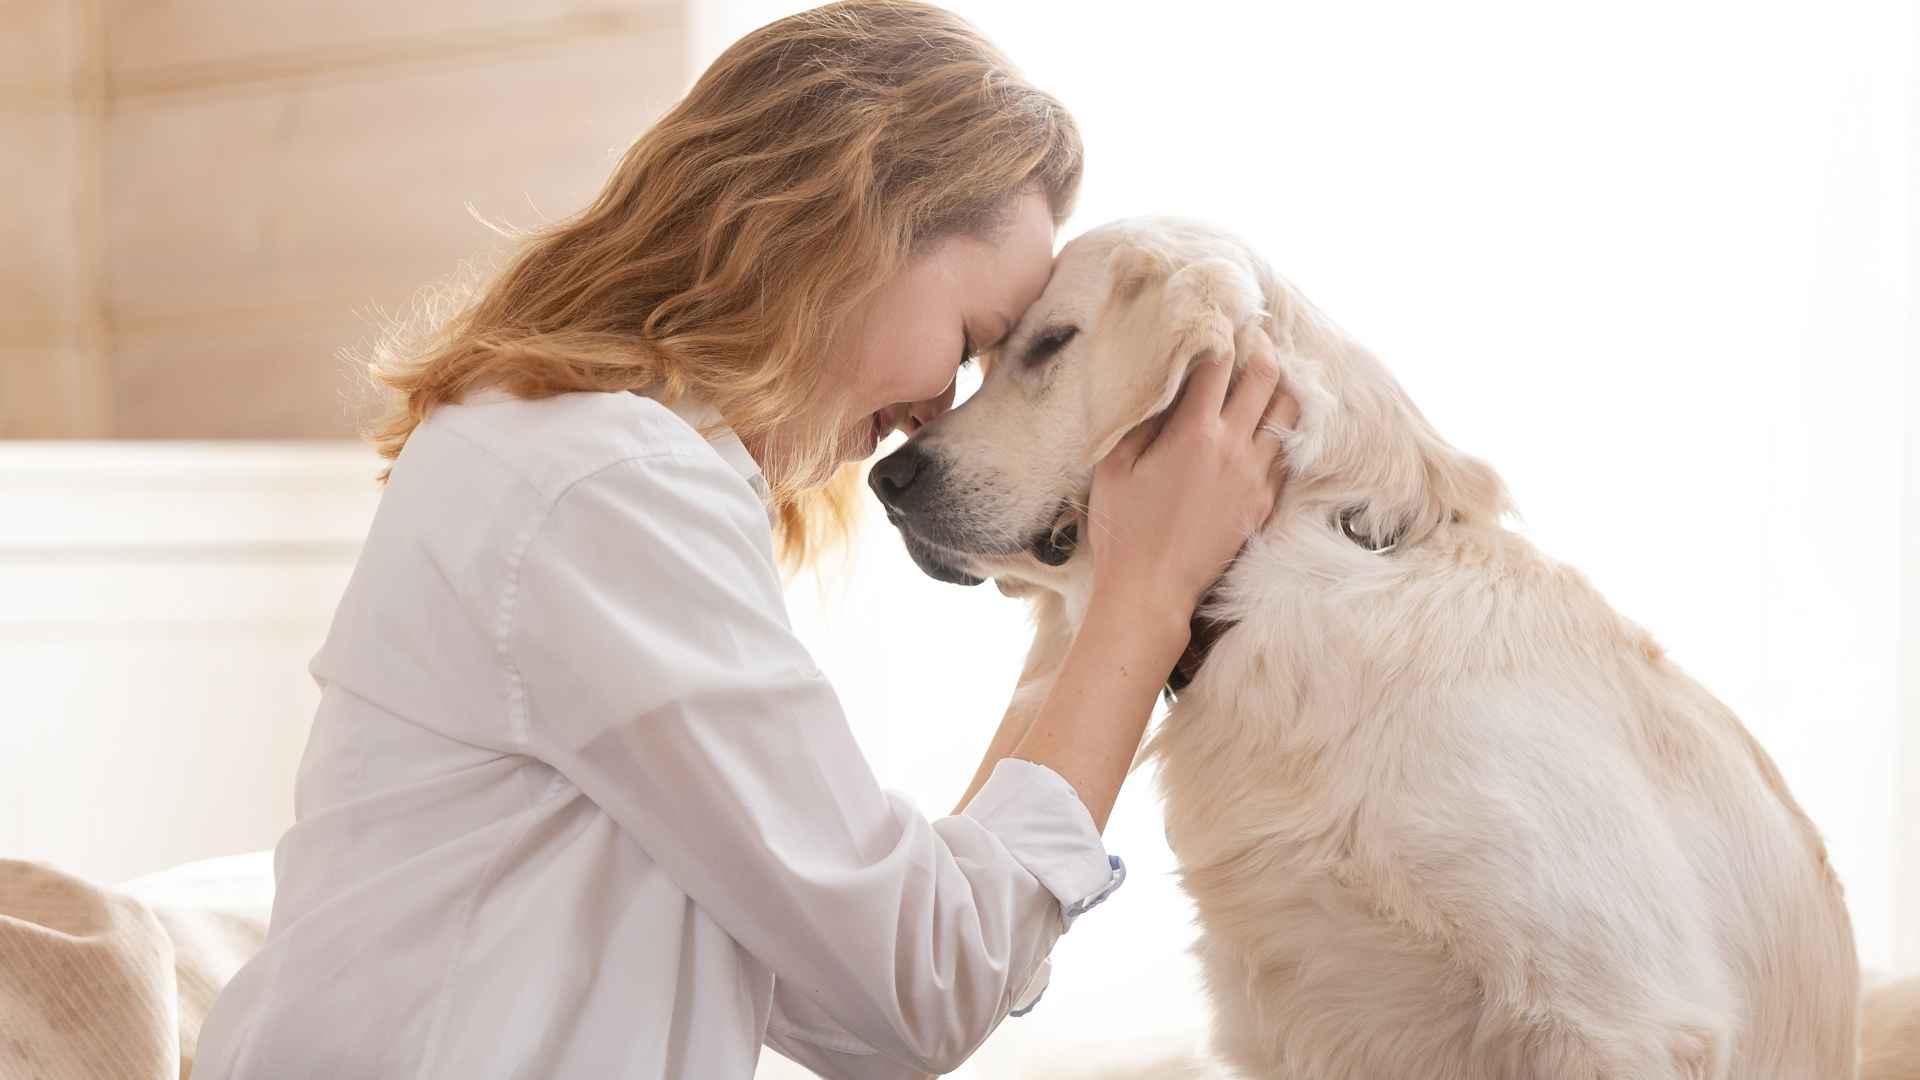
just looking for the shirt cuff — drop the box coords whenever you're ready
[960,758,1125,928]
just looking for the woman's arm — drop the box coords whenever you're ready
[1009,593,1187,831]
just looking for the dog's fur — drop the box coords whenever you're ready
[878,218,1872,1077]
[1864,975,1920,1080]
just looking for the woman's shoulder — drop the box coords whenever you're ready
[413,389,737,505]
[360,389,776,641]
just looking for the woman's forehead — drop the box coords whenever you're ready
[971,194,1057,322]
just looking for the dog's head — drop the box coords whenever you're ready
[870,217,1507,592]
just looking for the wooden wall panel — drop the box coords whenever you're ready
[106,0,655,84]
[104,3,685,438]
[0,0,87,97]
[111,307,378,438]
[1,108,88,343]
[0,0,111,437]
[1,0,687,439]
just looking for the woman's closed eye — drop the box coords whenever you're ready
[959,330,977,368]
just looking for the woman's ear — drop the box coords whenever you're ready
[1084,246,1267,463]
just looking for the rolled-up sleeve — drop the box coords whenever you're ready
[505,450,1121,1075]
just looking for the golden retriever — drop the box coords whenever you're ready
[872,218,1877,1078]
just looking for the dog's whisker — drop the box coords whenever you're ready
[1081,514,1118,544]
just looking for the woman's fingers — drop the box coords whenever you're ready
[1223,323,1283,439]
[1102,412,1160,473]
[1166,348,1234,438]
[1117,322,1295,476]
[1259,388,1301,444]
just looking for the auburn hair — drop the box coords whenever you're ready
[364,0,1082,570]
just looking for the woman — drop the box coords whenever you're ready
[195,3,1293,1077]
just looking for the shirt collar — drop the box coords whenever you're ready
[654,394,770,507]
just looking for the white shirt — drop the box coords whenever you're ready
[193,390,1122,1079]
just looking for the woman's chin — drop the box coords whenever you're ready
[841,413,884,463]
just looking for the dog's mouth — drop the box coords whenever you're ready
[884,497,1083,586]
[894,527,986,587]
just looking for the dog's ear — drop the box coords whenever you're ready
[1408,422,1508,537]
[1345,418,1508,550]
[1085,244,1267,462]
[1289,343,1510,548]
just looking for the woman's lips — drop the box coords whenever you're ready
[847,411,884,461]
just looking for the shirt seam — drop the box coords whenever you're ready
[414,446,732,1079]
[413,796,563,1080]
[432,393,757,504]
[766,1016,879,1057]
[492,446,716,747]
[429,396,706,500]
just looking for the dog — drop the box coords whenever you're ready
[870,217,1867,1078]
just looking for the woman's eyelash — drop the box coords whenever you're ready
[959,332,976,367]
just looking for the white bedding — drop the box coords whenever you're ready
[117,851,276,925]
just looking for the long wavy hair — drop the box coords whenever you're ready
[364,0,1082,569]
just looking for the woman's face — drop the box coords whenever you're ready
[835,191,1057,463]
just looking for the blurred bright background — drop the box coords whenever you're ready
[2,1,1914,1075]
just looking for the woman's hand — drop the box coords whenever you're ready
[1086,323,1299,631]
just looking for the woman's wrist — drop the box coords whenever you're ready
[1080,583,1192,674]
[1009,590,1186,832]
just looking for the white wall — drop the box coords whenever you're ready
[0,443,379,883]
[1901,2,1920,970]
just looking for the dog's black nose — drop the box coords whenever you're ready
[869,442,930,512]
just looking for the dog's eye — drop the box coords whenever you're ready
[1023,325,1079,369]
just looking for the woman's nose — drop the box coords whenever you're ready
[904,379,958,433]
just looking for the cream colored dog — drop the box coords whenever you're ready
[871,218,1875,1078]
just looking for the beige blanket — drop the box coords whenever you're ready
[0,856,270,1080]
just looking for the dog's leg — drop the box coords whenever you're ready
[1185,864,1735,1080]
[1008,590,1075,731]
[1189,879,1501,1080]
[1863,974,1920,1080]
[952,590,1076,810]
